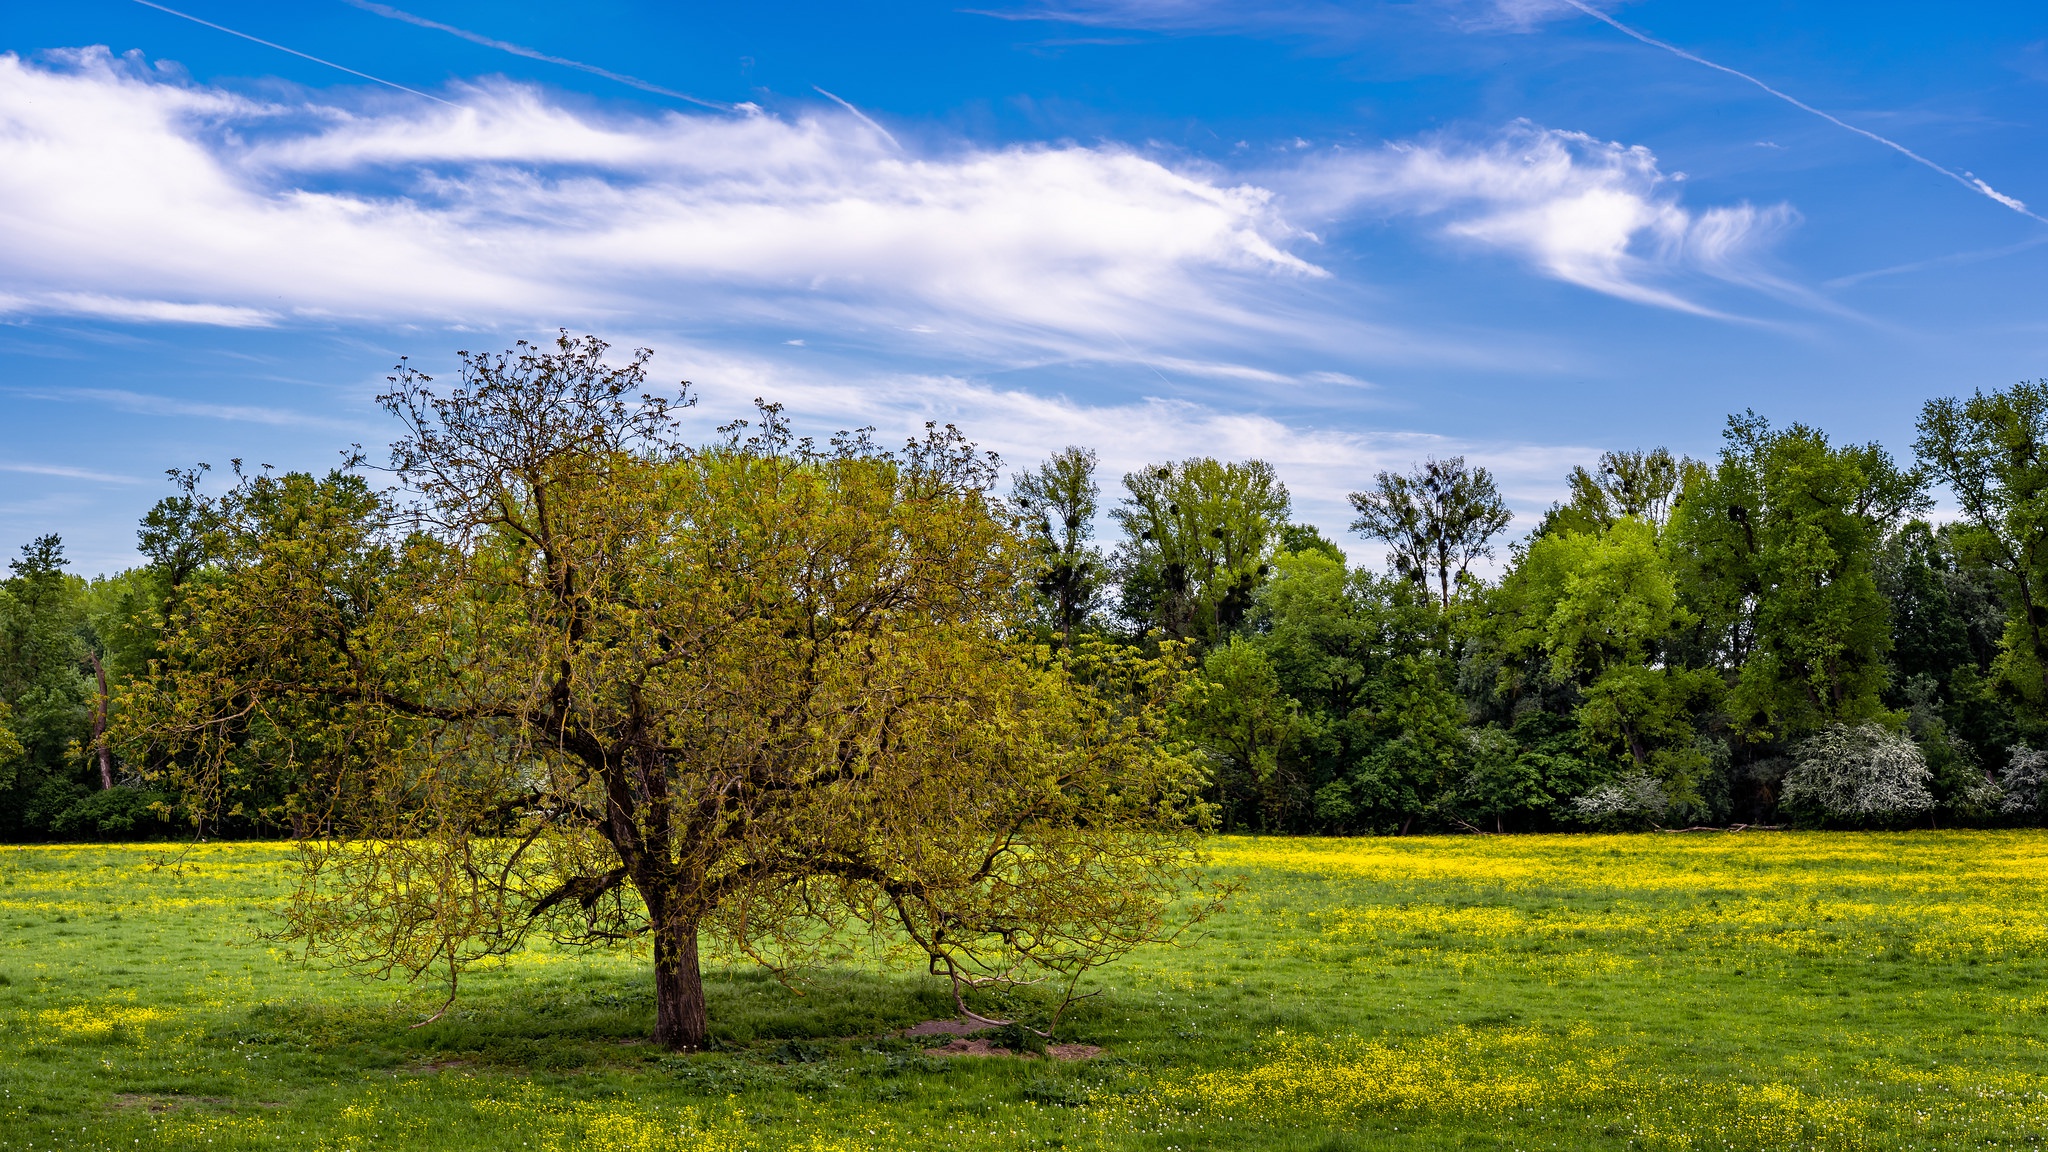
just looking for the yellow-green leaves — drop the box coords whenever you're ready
[119,337,1219,1045]
[1500,517,1687,684]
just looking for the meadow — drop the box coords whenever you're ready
[3,833,2047,1151]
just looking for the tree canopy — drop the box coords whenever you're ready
[114,335,1216,1049]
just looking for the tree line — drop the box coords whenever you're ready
[4,353,2048,841]
[1015,388,2048,833]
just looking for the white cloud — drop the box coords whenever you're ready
[0,292,277,327]
[1285,122,1793,314]
[979,1,1598,38]
[0,47,1798,366]
[0,48,1323,365]
[0,462,140,484]
[7,386,350,428]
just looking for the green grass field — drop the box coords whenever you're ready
[4,833,2047,1151]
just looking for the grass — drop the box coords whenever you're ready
[3,833,2048,1150]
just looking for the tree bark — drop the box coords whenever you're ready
[653,914,709,1051]
[88,651,113,790]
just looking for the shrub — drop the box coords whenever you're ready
[1781,724,1933,826]
[1569,774,1671,829]
[46,787,171,839]
[1999,747,2047,819]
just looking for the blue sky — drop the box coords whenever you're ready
[2,0,2045,574]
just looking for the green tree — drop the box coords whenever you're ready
[0,535,93,835]
[1112,457,1290,645]
[1243,550,1462,832]
[1668,413,1927,740]
[1875,522,2012,769]
[1538,448,1706,538]
[1348,456,1513,609]
[120,335,1217,1050]
[1181,638,1298,831]
[1277,523,1347,563]
[1458,728,1556,834]
[1915,381,2048,723]
[1486,517,1720,800]
[1010,447,1108,645]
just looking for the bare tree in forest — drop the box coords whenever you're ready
[1348,456,1513,608]
[118,334,1218,1051]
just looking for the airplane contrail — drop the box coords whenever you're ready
[340,0,731,111]
[1559,0,2047,226]
[813,87,901,149]
[129,0,453,105]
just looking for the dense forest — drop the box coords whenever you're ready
[9,374,2048,840]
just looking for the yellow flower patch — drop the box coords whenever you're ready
[35,1003,171,1039]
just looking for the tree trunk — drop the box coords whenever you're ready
[88,651,113,790]
[653,914,709,1051]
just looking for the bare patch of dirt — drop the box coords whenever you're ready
[398,1058,474,1074]
[901,1020,1101,1061]
[902,1019,981,1038]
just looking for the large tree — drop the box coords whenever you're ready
[1915,381,2048,721]
[1348,456,1512,609]
[0,536,92,834]
[1010,447,1108,645]
[1487,517,1721,797]
[119,334,1214,1050]
[1668,412,1928,739]
[1112,457,1290,645]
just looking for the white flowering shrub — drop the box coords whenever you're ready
[1781,724,1933,824]
[1999,747,2048,817]
[1569,774,1670,827]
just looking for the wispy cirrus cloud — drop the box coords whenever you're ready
[337,0,730,109]
[1282,123,1793,316]
[0,47,1804,349]
[971,0,1589,38]
[0,48,1326,371]
[1007,0,2046,226]
[8,385,350,428]
[0,462,141,484]
[0,292,277,327]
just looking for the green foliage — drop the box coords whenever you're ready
[1009,446,1108,644]
[117,335,1220,1051]
[1111,456,1290,645]
[1480,517,1718,810]
[1536,447,1707,539]
[1220,551,1468,832]
[0,536,105,836]
[1277,523,1347,563]
[1916,380,2048,729]
[1182,637,1297,830]
[1668,412,1928,740]
[10,376,2047,844]
[1348,455,1512,608]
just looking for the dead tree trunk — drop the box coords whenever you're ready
[87,651,113,790]
[653,913,709,1051]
